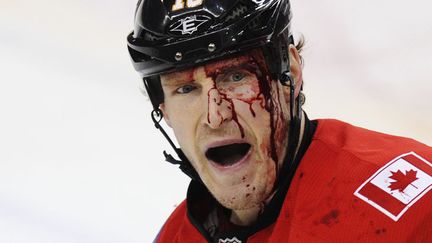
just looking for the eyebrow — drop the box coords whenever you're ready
[205,57,258,78]
[160,71,195,87]
[210,63,261,83]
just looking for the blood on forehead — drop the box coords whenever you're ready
[204,49,269,78]
[161,49,270,86]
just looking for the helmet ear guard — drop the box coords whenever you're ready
[267,34,294,86]
[143,76,164,111]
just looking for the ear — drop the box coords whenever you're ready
[282,44,304,101]
[289,44,303,93]
[289,44,303,96]
[159,103,172,128]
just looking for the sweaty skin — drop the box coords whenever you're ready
[160,46,303,226]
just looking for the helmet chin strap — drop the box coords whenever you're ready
[270,33,303,191]
[272,70,303,192]
[150,109,202,182]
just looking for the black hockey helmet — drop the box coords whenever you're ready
[127,0,294,110]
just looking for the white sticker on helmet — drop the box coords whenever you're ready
[171,0,203,11]
[169,15,211,35]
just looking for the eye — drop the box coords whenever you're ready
[176,84,197,94]
[230,72,245,82]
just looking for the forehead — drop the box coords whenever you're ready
[160,49,265,84]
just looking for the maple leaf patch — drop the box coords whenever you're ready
[388,169,419,193]
[354,152,432,221]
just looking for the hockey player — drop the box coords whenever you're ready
[127,0,432,242]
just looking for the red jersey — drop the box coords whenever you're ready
[155,119,432,242]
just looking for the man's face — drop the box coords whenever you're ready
[160,49,291,210]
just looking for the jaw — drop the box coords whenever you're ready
[197,142,278,210]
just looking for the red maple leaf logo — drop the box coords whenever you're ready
[388,169,419,193]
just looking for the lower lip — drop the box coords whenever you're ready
[208,147,252,173]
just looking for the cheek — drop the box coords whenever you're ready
[221,81,261,101]
[166,106,198,146]
[252,83,289,165]
[221,79,265,120]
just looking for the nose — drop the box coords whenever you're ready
[206,87,233,129]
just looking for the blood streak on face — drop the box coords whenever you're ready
[204,51,282,163]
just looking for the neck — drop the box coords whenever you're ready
[229,113,306,226]
[230,207,261,226]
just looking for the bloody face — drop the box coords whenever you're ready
[160,49,291,210]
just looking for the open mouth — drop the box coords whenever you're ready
[205,143,251,167]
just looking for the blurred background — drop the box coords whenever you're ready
[0,0,431,242]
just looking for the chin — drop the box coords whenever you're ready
[206,168,276,211]
[216,186,270,211]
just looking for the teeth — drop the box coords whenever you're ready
[205,143,251,166]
